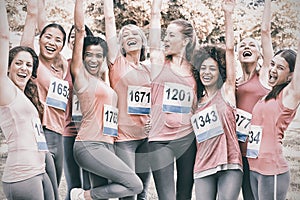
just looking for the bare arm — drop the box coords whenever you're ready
[20,0,38,49]
[37,0,47,33]
[260,0,273,86]
[71,0,87,91]
[0,1,16,105]
[223,0,236,105]
[104,0,119,64]
[149,0,165,80]
[283,39,300,109]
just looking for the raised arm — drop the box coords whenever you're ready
[71,0,87,90]
[283,39,300,109]
[37,0,47,33]
[104,0,119,63]
[223,0,236,105]
[259,0,273,86]
[149,0,165,80]
[0,1,15,105]
[20,0,38,49]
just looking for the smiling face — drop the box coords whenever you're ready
[268,54,292,87]
[83,45,105,76]
[237,37,261,64]
[39,27,65,60]
[120,26,144,54]
[8,51,34,91]
[199,57,221,88]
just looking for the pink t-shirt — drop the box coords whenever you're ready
[109,56,151,141]
[149,61,197,141]
[193,89,242,178]
[75,75,118,144]
[34,62,67,134]
[0,89,45,182]
[248,91,297,175]
[236,72,269,156]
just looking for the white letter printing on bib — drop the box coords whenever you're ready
[162,82,193,114]
[46,77,69,111]
[191,104,224,143]
[72,94,82,122]
[246,125,263,158]
[32,117,48,151]
[236,108,252,142]
[103,104,118,137]
[127,86,151,115]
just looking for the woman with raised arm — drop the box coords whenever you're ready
[21,0,69,187]
[247,33,300,200]
[235,1,273,199]
[191,1,242,199]
[104,0,151,199]
[63,24,94,200]
[70,0,142,199]
[0,1,54,199]
[148,0,197,199]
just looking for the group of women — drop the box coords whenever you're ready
[0,0,299,200]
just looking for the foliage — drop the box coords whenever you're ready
[4,0,300,50]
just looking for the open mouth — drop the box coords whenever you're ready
[17,73,27,79]
[242,51,252,57]
[45,46,56,53]
[127,41,137,46]
[268,73,277,84]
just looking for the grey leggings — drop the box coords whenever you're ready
[44,128,63,186]
[2,173,54,200]
[250,170,290,200]
[115,138,151,200]
[194,169,243,200]
[73,141,143,199]
[148,133,196,200]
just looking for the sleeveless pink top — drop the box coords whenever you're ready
[236,72,269,156]
[75,75,118,144]
[34,63,67,134]
[0,89,45,182]
[248,91,297,175]
[149,61,197,141]
[193,89,242,178]
[109,56,151,141]
[63,59,79,137]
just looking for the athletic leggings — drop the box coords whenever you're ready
[44,128,63,186]
[2,173,54,200]
[250,170,290,200]
[148,133,196,200]
[73,141,143,199]
[194,169,243,200]
[63,136,91,200]
[115,138,151,200]
[241,156,255,200]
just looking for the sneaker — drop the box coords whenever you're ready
[70,188,85,200]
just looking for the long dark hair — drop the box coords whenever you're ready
[265,49,296,101]
[9,46,44,119]
[192,46,226,100]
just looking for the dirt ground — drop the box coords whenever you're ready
[0,116,299,200]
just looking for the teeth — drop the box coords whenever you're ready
[127,41,137,46]
[17,73,27,78]
[243,51,252,57]
[45,46,55,51]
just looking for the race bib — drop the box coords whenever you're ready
[162,82,193,113]
[127,86,151,115]
[236,109,252,142]
[246,125,263,158]
[103,104,118,137]
[71,94,82,122]
[191,104,224,143]
[46,77,69,111]
[32,117,48,151]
